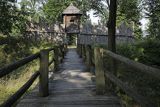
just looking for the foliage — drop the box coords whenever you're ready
[90,0,109,25]
[0,0,17,35]
[116,40,160,105]
[142,0,160,39]
[117,0,142,39]
[43,0,92,23]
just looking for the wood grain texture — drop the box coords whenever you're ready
[17,48,121,107]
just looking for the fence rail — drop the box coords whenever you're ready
[0,45,66,107]
[77,44,159,107]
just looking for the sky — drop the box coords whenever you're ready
[88,10,149,33]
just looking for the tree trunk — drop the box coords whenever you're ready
[108,0,117,52]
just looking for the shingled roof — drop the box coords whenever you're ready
[63,3,82,15]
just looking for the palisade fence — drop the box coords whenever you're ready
[78,33,135,45]
[0,45,67,107]
[24,31,66,44]
[77,44,160,107]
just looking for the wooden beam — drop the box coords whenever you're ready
[94,47,105,95]
[104,50,160,80]
[86,45,92,72]
[54,47,59,71]
[105,70,156,107]
[0,71,39,107]
[0,53,40,78]
[39,49,49,97]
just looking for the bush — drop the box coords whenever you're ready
[115,39,160,106]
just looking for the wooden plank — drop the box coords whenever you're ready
[85,45,92,72]
[39,49,49,97]
[49,58,55,66]
[78,35,134,45]
[17,48,121,107]
[0,53,40,78]
[94,47,105,95]
[104,70,156,107]
[104,50,160,80]
[54,47,59,71]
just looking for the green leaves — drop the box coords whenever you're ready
[142,0,160,39]
[0,0,17,35]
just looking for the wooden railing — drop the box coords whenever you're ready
[0,45,66,107]
[77,44,160,107]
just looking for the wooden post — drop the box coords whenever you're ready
[86,45,92,72]
[79,44,82,58]
[82,45,86,60]
[58,46,63,63]
[94,47,105,95]
[54,46,59,71]
[39,49,49,97]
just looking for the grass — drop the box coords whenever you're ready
[0,60,39,105]
[68,45,77,49]
[0,44,56,105]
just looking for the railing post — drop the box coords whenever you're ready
[54,46,59,71]
[82,45,86,60]
[79,44,82,58]
[39,49,49,97]
[94,47,105,95]
[58,46,63,63]
[86,45,92,72]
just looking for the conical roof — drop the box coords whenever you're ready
[63,3,82,15]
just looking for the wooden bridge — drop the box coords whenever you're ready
[0,43,160,107]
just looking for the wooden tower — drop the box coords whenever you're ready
[62,3,82,34]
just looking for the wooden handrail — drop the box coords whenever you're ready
[78,44,159,106]
[0,46,66,107]
[0,53,40,78]
[49,58,55,66]
[103,50,160,79]
[104,71,156,107]
[0,71,40,107]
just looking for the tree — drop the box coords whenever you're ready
[91,0,110,25]
[142,0,160,39]
[117,0,142,39]
[108,0,117,52]
[0,0,17,35]
[19,0,44,23]
[43,0,92,23]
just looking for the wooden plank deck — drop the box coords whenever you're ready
[17,48,122,107]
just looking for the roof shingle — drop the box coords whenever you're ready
[63,3,82,15]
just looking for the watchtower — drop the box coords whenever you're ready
[62,3,82,34]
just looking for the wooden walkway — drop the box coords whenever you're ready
[17,48,121,107]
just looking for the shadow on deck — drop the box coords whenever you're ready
[17,48,122,107]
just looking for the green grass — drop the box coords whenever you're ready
[0,61,39,105]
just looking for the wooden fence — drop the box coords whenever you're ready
[24,31,66,44]
[78,33,135,45]
[0,45,67,107]
[77,44,160,107]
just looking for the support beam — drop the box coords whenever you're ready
[39,49,49,97]
[54,47,59,71]
[94,47,105,95]
[86,45,92,72]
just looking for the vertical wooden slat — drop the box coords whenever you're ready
[82,45,86,60]
[94,47,105,95]
[79,44,82,58]
[86,45,92,72]
[39,49,49,97]
[54,46,59,71]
